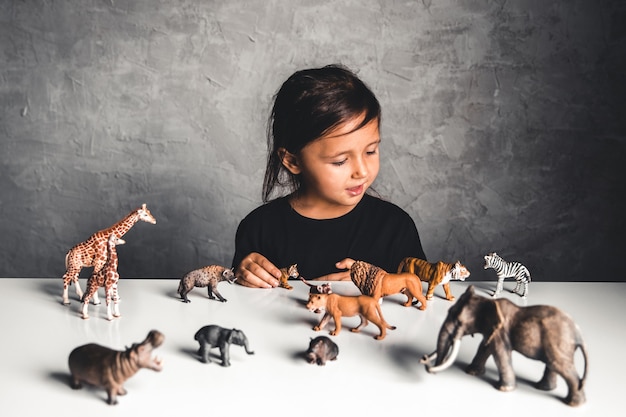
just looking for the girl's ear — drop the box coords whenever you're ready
[278,148,301,175]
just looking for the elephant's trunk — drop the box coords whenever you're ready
[423,339,461,373]
[243,340,254,355]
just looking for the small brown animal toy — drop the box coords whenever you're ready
[300,277,332,294]
[306,336,339,365]
[178,265,236,303]
[306,292,396,340]
[397,257,470,301]
[68,330,164,405]
[81,233,125,320]
[346,259,427,310]
[421,286,588,406]
[277,264,300,290]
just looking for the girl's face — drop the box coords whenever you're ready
[282,116,380,219]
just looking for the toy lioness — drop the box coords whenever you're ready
[345,259,427,310]
[306,293,396,340]
[397,257,470,301]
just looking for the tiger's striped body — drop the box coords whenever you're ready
[484,252,531,298]
[397,257,470,301]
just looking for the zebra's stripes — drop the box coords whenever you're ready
[484,252,531,298]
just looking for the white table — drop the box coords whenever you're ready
[0,278,621,416]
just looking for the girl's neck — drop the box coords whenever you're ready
[288,192,363,220]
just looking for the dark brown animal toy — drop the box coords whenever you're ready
[306,336,339,366]
[68,330,164,405]
[178,264,236,303]
[421,286,588,406]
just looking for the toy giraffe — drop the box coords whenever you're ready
[62,203,156,305]
[81,233,125,320]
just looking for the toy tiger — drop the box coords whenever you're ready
[484,252,531,298]
[277,264,300,290]
[396,257,470,301]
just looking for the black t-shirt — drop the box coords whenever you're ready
[232,194,426,279]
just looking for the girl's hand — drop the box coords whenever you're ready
[235,252,282,288]
[308,258,355,281]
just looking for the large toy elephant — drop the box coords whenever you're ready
[194,325,254,367]
[421,286,588,406]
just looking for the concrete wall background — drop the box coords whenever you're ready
[1,0,624,281]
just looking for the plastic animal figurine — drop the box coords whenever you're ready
[194,325,255,367]
[421,286,588,407]
[62,203,156,305]
[306,292,396,340]
[484,252,531,298]
[80,233,125,320]
[305,336,339,366]
[345,259,427,310]
[68,330,164,405]
[300,277,332,294]
[178,265,236,303]
[277,264,300,290]
[397,257,470,301]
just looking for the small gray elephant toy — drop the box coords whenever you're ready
[421,285,588,406]
[194,325,254,367]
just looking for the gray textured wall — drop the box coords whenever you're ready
[1,0,624,281]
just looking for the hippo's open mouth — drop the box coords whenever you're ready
[151,354,164,371]
[144,330,165,371]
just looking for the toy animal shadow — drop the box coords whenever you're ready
[421,286,588,407]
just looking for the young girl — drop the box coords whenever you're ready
[232,64,426,288]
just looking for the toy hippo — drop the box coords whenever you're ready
[68,330,164,405]
[178,264,236,303]
[194,325,254,367]
[306,336,339,365]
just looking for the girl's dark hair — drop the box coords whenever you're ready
[262,64,381,202]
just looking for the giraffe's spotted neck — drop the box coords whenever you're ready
[103,211,141,238]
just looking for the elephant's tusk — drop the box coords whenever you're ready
[420,351,437,364]
[424,339,461,374]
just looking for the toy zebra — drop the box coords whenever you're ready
[483,252,531,298]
